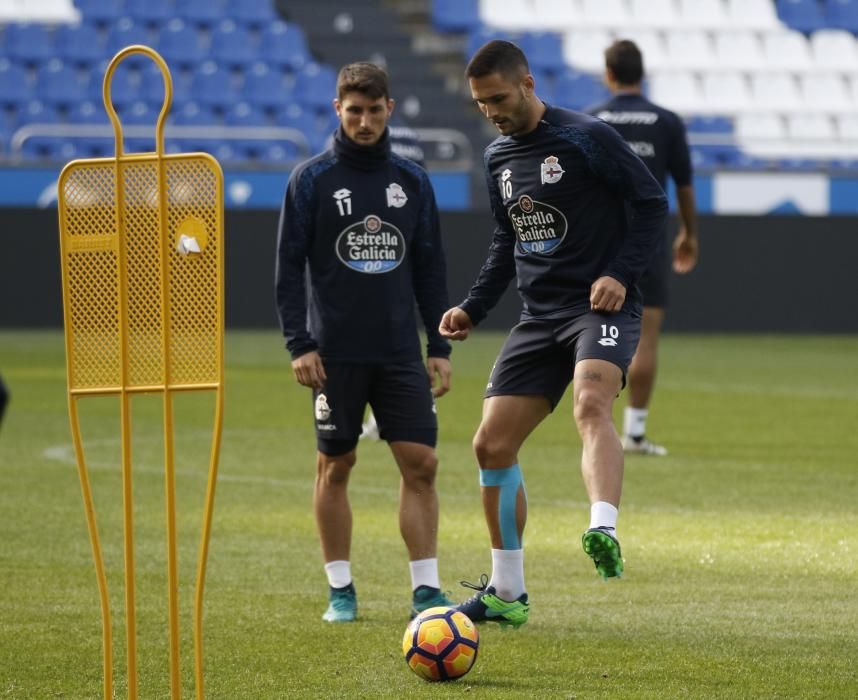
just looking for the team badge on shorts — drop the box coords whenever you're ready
[540,155,564,184]
[315,393,332,421]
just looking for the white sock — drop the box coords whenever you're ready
[324,560,352,589]
[589,501,618,531]
[409,557,440,590]
[489,548,525,601]
[624,407,648,439]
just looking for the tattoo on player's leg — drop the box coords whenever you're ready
[581,370,602,381]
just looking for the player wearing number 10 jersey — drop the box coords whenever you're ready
[439,40,668,624]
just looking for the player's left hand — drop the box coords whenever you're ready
[673,230,699,274]
[427,357,451,398]
[589,276,626,313]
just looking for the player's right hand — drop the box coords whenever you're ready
[439,307,473,341]
[291,350,326,389]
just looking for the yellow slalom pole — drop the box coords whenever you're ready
[59,44,225,699]
[68,397,113,700]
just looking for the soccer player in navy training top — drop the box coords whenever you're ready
[588,39,699,456]
[276,62,454,623]
[439,41,668,627]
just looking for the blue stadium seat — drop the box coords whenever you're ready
[170,100,216,126]
[186,139,237,162]
[0,59,33,108]
[156,18,205,69]
[824,0,858,33]
[553,71,609,110]
[233,0,278,28]
[776,0,826,33]
[224,101,268,127]
[294,63,338,110]
[98,60,141,108]
[77,136,119,158]
[686,116,734,135]
[54,23,104,67]
[68,100,108,124]
[16,100,61,127]
[189,61,236,109]
[4,24,55,65]
[242,62,291,110]
[126,137,156,153]
[118,100,155,125]
[260,21,309,71]
[37,59,89,108]
[74,0,125,25]
[519,32,565,75]
[21,135,79,162]
[433,0,481,33]
[211,19,258,68]
[106,18,151,67]
[179,0,225,27]
[257,141,302,163]
[125,0,173,26]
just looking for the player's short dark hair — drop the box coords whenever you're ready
[605,39,644,85]
[337,62,389,101]
[465,40,530,80]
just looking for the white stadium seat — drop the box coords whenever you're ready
[532,0,583,30]
[750,72,802,112]
[677,0,729,29]
[725,0,780,30]
[810,29,858,72]
[479,0,537,30]
[787,114,836,141]
[648,71,703,114]
[701,71,752,114]
[735,113,787,141]
[628,0,680,30]
[713,30,766,70]
[579,0,630,28]
[761,30,814,73]
[664,29,716,71]
[836,114,858,141]
[799,73,854,113]
[562,28,613,72]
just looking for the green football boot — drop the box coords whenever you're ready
[582,527,624,579]
[455,574,529,629]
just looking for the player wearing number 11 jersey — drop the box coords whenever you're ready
[439,40,668,625]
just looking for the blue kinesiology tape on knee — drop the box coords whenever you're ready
[479,464,524,549]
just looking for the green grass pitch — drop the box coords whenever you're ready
[0,330,856,698]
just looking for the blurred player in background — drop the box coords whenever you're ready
[588,39,699,456]
[276,62,453,623]
[439,40,667,626]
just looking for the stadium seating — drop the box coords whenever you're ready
[0,0,325,165]
[441,0,858,170]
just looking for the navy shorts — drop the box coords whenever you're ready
[312,361,437,455]
[638,231,671,308]
[485,309,641,411]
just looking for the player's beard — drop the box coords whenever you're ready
[498,88,532,136]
